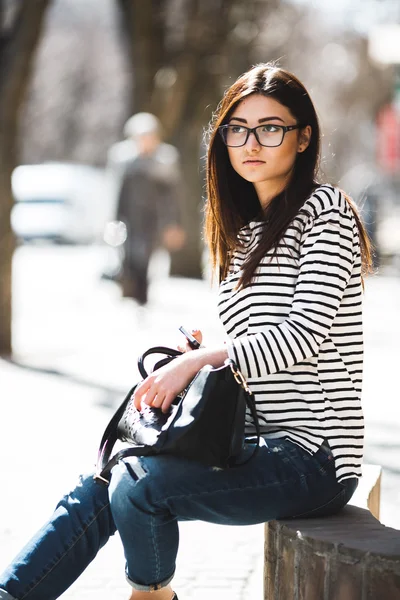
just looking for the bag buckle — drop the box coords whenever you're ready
[228,361,252,395]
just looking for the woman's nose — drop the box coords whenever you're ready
[246,131,261,151]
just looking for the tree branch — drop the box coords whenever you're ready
[155,0,265,137]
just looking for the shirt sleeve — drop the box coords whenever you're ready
[225,204,357,378]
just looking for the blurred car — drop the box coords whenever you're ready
[11,162,112,244]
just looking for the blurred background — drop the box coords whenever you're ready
[1,1,400,598]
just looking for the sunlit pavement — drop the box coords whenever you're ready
[1,244,399,599]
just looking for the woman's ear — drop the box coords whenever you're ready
[297,125,312,153]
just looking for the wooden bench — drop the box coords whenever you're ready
[264,465,400,599]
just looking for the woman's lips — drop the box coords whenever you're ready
[243,159,265,165]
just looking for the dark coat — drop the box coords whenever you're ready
[116,144,182,271]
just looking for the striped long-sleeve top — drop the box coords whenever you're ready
[218,184,364,482]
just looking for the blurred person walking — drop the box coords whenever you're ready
[109,112,186,305]
[0,63,373,600]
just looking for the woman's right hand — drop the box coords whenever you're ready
[177,328,203,353]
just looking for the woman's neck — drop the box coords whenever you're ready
[254,175,291,210]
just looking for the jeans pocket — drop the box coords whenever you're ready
[289,477,358,519]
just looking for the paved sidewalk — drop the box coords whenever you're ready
[1,245,399,599]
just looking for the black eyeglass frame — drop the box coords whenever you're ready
[218,123,304,148]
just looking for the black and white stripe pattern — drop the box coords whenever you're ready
[218,185,364,482]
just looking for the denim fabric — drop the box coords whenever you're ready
[0,439,357,599]
[0,474,115,600]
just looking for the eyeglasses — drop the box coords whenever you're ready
[218,123,303,148]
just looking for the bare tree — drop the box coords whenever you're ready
[115,0,276,278]
[0,0,52,355]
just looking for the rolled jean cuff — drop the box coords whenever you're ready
[126,569,174,592]
[0,589,16,599]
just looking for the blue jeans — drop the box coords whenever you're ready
[0,439,357,599]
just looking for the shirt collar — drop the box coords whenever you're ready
[248,220,266,230]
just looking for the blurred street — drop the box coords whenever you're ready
[0,244,399,599]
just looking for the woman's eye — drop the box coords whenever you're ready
[230,126,246,134]
[262,124,280,133]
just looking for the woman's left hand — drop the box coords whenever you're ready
[133,353,200,414]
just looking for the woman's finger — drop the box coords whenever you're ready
[160,392,175,414]
[192,329,203,345]
[143,384,158,406]
[150,393,165,408]
[133,377,153,409]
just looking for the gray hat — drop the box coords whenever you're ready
[123,112,161,139]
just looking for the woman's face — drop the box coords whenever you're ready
[226,94,311,207]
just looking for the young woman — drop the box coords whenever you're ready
[0,63,372,600]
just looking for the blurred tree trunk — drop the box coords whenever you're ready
[115,0,269,278]
[0,0,51,355]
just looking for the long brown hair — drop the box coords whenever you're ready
[205,63,373,286]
